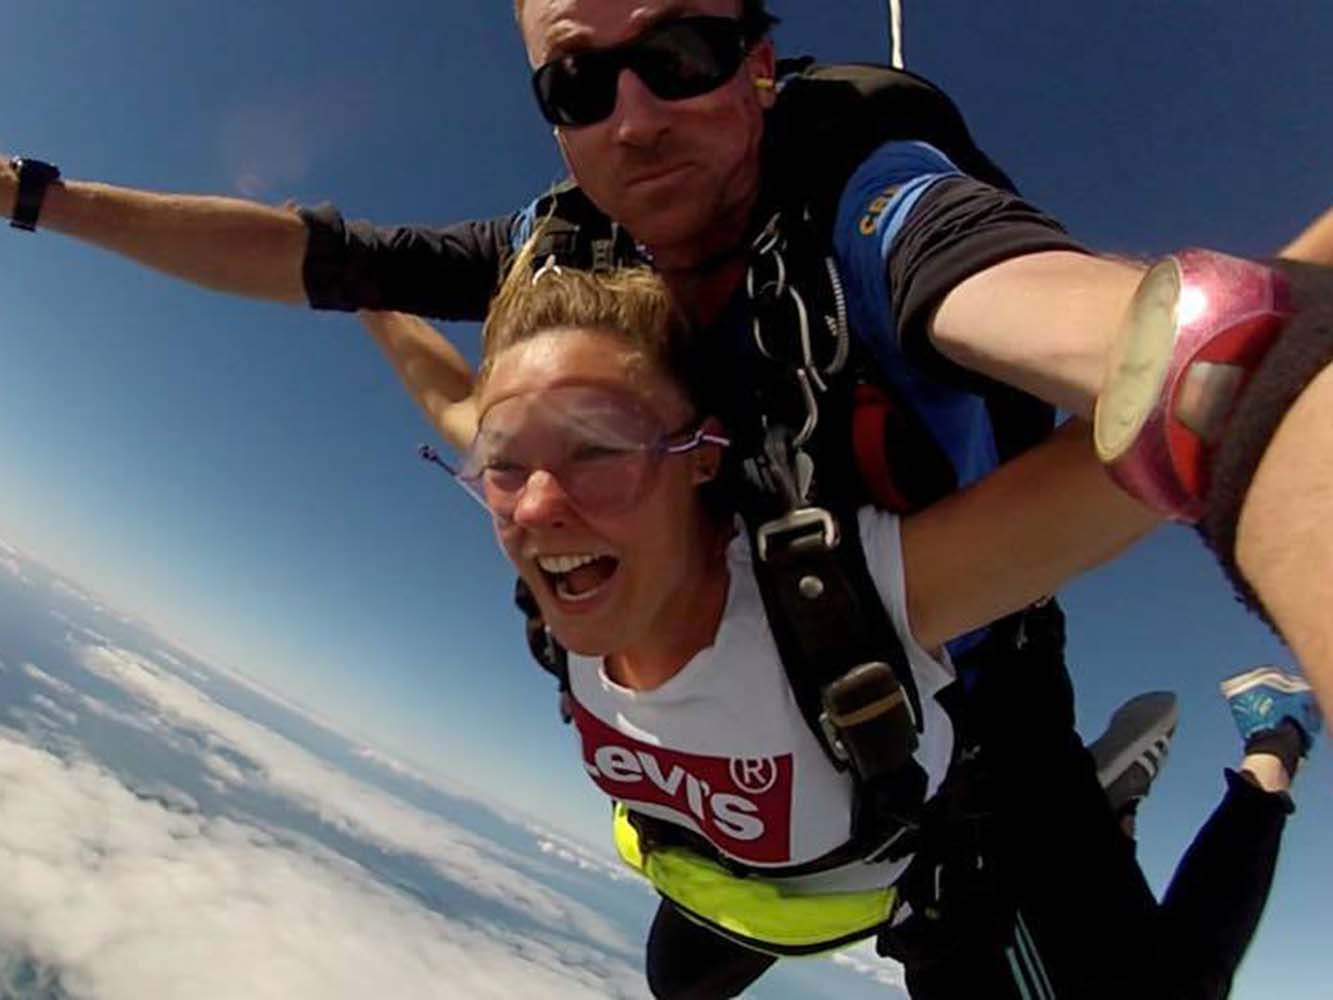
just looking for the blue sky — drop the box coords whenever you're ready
[0,2,1330,995]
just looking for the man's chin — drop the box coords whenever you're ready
[615,202,717,263]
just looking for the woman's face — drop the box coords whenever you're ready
[476,327,722,657]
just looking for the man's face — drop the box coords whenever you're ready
[520,0,776,266]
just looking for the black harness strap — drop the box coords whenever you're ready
[527,181,643,275]
[746,493,928,851]
[514,578,572,723]
[733,194,931,848]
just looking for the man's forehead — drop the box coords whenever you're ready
[520,0,740,64]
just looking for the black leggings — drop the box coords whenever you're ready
[644,640,1290,999]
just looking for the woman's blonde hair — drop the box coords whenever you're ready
[479,235,699,404]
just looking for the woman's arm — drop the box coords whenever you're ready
[901,419,1161,649]
[359,310,478,451]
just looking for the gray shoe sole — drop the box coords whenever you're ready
[1088,691,1180,803]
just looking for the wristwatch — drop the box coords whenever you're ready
[9,156,62,232]
[1093,249,1292,520]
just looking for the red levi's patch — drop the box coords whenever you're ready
[571,698,795,864]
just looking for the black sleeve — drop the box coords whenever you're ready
[299,204,516,321]
[889,176,1088,392]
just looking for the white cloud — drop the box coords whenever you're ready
[21,660,161,737]
[0,555,21,579]
[200,751,249,787]
[22,663,78,699]
[49,578,99,608]
[71,642,628,951]
[0,731,648,1000]
[528,823,642,886]
[28,693,78,728]
[830,940,908,990]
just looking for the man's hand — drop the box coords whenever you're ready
[1,156,18,218]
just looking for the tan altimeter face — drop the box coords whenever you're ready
[1094,259,1183,462]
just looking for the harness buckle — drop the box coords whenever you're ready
[822,661,920,782]
[818,710,852,764]
[755,506,839,563]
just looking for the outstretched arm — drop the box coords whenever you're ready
[931,251,1144,418]
[359,311,478,451]
[930,206,1333,419]
[901,419,1160,649]
[1,159,308,302]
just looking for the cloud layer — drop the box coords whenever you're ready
[0,734,646,999]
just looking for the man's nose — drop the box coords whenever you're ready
[510,468,575,526]
[611,68,669,148]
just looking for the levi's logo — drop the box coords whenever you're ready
[571,699,794,864]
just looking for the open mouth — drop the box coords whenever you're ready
[536,553,620,604]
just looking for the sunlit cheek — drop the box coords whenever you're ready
[561,131,615,201]
[496,524,525,569]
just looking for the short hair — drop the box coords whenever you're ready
[513,1,779,42]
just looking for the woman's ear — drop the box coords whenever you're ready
[691,418,726,484]
[693,452,720,485]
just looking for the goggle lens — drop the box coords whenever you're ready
[533,16,749,127]
[451,385,726,519]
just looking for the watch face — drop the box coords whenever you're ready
[1094,259,1182,461]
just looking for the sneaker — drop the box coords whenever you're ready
[1088,691,1179,814]
[1220,666,1322,747]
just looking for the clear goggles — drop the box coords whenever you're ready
[425,383,729,519]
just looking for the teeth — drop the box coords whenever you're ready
[536,553,601,574]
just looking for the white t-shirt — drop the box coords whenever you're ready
[567,508,956,894]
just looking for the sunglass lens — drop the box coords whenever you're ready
[533,50,619,127]
[632,18,744,100]
[532,17,745,126]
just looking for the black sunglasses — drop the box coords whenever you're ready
[532,16,751,128]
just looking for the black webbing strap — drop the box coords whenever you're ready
[514,578,572,723]
[528,181,642,275]
[743,489,929,845]
[750,503,924,738]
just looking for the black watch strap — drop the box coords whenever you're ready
[9,157,62,232]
